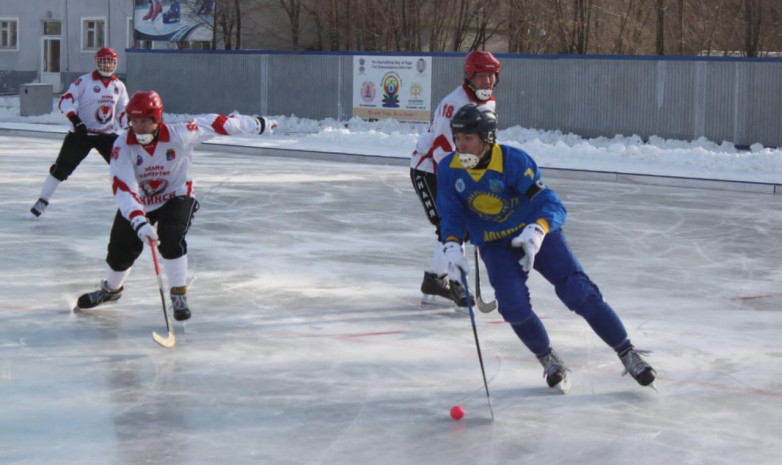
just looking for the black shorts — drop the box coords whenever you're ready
[49,132,118,181]
[106,196,200,271]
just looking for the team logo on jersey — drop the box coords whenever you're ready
[166,149,176,161]
[455,178,465,193]
[95,106,114,125]
[489,179,505,192]
[93,85,101,93]
[111,146,120,160]
[136,154,144,166]
[469,192,512,222]
[141,179,169,197]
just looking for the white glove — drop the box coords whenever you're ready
[255,116,278,134]
[131,216,158,244]
[443,241,468,281]
[511,223,546,272]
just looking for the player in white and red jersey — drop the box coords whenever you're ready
[30,47,129,217]
[75,90,278,322]
[409,50,500,307]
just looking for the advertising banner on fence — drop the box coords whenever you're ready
[133,0,213,42]
[352,56,432,124]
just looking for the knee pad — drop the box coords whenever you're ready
[106,241,142,271]
[496,294,533,323]
[554,272,605,318]
[158,239,187,260]
[48,163,70,182]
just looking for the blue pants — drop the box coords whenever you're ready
[479,229,630,357]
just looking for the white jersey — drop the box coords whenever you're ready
[58,71,129,134]
[410,83,496,174]
[109,114,262,222]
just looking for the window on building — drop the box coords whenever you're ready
[0,18,18,50]
[82,18,106,50]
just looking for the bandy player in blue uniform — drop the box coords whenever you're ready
[437,103,656,389]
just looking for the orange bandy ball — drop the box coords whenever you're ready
[450,405,465,420]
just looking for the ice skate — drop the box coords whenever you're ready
[420,272,453,306]
[162,0,180,24]
[170,286,190,321]
[538,349,570,392]
[448,279,475,308]
[75,280,123,310]
[618,345,656,387]
[30,198,49,217]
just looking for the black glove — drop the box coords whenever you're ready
[253,115,266,134]
[68,115,87,135]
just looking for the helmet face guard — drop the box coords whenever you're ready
[95,47,118,77]
[127,90,164,144]
[464,50,501,100]
[450,103,498,168]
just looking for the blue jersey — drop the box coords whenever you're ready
[437,144,566,246]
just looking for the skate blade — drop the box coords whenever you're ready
[556,377,572,394]
[420,294,454,307]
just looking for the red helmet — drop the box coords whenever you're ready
[126,90,164,123]
[464,50,501,80]
[95,47,118,77]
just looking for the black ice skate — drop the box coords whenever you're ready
[618,345,656,387]
[170,286,190,321]
[30,198,49,217]
[538,349,570,392]
[76,280,123,310]
[420,272,452,306]
[448,279,475,308]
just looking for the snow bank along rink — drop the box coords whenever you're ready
[1,129,781,465]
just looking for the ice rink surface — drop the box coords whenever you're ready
[1,134,781,465]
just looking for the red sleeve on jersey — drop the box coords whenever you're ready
[112,176,142,205]
[211,115,230,135]
[58,94,75,112]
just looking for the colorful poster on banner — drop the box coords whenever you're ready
[134,0,214,42]
[353,56,432,124]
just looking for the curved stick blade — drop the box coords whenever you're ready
[153,330,176,349]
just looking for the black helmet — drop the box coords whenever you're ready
[450,103,497,144]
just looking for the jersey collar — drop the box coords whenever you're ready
[92,70,119,82]
[450,144,503,181]
[461,82,496,104]
[127,123,171,145]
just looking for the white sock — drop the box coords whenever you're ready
[162,255,187,288]
[429,242,450,276]
[39,174,61,201]
[105,267,131,291]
